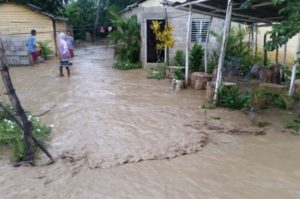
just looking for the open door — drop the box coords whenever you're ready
[146,19,165,63]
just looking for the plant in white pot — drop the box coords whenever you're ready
[172,69,185,91]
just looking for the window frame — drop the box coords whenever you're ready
[191,18,210,43]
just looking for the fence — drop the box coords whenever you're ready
[0,36,30,66]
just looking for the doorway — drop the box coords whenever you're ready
[146,19,165,63]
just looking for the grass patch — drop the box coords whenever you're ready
[0,105,51,161]
[114,60,142,70]
[285,113,300,134]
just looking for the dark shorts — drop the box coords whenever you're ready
[60,58,72,67]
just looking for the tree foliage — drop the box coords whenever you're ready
[108,10,140,63]
[63,0,96,39]
[150,20,175,62]
[2,0,64,14]
[242,0,300,51]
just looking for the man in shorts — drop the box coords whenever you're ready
[27,29,37,65]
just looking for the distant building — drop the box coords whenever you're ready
[0,2,68,65]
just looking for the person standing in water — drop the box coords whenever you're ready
[58,33,71,77]
[66,31,74,58]
[27,29,37,65]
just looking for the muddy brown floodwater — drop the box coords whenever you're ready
[0,46,300,199]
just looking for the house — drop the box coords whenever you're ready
[0,2,68,65]
[256,27,299,64]
[121,0,224,68]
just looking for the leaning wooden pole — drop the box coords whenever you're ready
[263,33,268,66]
[0,40,34,162]
[185,4,192,85]
[0,38,53,163]
[254,24,258,57]
[213,0,233,103]
[204,16,213,73]
[289,32,300,96]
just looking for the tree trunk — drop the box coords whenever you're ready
[0,40,34,162]
[93,0,101,41]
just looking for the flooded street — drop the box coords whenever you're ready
[0,46,300,199]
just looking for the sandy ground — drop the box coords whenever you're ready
[0,46,300,199]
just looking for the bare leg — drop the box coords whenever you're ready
[59,67,64,77]
[66,67,70,77]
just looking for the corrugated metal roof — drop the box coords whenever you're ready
[26,3,68,21]
[171,0,286,25]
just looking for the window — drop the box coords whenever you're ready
[191,19,210,43]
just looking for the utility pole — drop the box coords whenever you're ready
[93,0,101,42]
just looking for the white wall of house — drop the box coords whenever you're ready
[123,4,224,68]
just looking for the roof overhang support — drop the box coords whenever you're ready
[204,16,213,73]
[185,4,192,85]
[213,0,233,103]
[289,33,300,96]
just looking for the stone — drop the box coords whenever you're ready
[191,72,212,90]
[259,83,287,92]
[294,80,300,95]
[205,81,216,102]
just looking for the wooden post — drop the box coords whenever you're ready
[164,6,169,65]
[289,33,300,96]
[289,64,297,96]
[213,0,233,103]
[52,19,58,56]
[275,48,279,65]
[185,4,192,85]
[93,0,101,41]
[204,16,213,73]
[263,33,268,66]
[283,43,287,66]
[254,24,258,57]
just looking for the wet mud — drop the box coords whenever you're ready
[0,46,300,199]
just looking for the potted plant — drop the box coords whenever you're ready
[172,69,185,91]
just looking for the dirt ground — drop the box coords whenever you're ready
[0,46,300,199]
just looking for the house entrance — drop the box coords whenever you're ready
[146,19,165,63]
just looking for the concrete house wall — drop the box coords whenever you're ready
[123,0,224,68]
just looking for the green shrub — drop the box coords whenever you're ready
[210,27,266,75]
[0,105,51,161]
[208,49,219,73]
[38,40,53,60]
[285,113,300,134]
[174,50,185,66]
[218,84,244,109]
[150,64,166,80]
[217,85,294,111]
[114,60,142,70]
[172,69,185,80]
[108,13,141,64]
[201,101,216,109]
[189,44,204,72]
